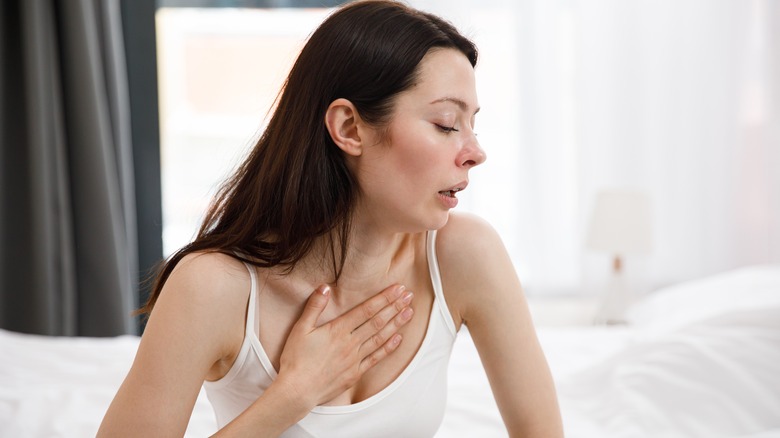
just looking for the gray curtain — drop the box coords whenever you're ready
[0,0,138,336]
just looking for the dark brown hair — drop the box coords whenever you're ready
[139,0,478,315]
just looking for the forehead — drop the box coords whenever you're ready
[396,48,479,113]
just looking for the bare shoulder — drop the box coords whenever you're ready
[168,251,251,297]
[145,251,252,359]
[435,211,503,257]
[435,212,509,283]
[435,212,520,327]
[162,251,252,315]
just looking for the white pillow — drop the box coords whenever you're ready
[625,264,780,331]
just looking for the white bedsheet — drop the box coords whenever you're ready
[1,265,779,437]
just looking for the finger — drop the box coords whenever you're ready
[358,305,413,358]
[340,284,406,331]
[359,333,403,375]
[294,285,331,331]
[351,290,413,343]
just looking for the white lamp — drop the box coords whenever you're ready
[586,190,653,324]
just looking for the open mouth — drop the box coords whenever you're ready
[438,188,463,198]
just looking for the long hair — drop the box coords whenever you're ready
[139,0,478,315]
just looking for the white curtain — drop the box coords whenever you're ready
[408,0,780,296]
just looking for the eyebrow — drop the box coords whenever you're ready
[430,97,480,115]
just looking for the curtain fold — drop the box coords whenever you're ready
[0,0,137,336]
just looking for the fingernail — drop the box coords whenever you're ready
[402,291,413,304]
[395,285,405,298]
[401,307,413,319]
[392,334,402,345]
[320,285,331,296]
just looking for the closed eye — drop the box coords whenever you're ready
[435,124,459,133]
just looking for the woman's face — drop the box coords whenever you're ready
[354,48,486,232]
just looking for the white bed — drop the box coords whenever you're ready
[2,265,779,437]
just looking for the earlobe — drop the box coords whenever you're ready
[325,98,363,157]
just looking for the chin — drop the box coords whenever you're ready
[427,210,451,231]
[391,207,451,233]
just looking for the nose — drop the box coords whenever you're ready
[458,134,486,168]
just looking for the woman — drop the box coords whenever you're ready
[99,1,562,436]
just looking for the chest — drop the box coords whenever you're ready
[257,267,437,406]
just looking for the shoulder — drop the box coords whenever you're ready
[435,212,510,283]
[167,251,252,298]
[148,251,253,356]
[434,212,522,327]
[160,250,253,324]
[435,211,503,258]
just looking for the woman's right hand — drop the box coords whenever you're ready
[215,283,414,437]
[275,284,414,409]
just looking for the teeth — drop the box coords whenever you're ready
[440,187,464,197]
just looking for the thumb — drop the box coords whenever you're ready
[296,285,331,330]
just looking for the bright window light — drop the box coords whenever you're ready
[156,8,333,255]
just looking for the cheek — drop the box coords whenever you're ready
[386,150,436,198]
[406,148,444,191]
[368,124,446,199]
[389,130,442,173]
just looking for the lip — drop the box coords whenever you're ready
[437,180,468,209]
[441,180,469,193]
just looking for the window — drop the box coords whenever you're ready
[154,1,577,294]
[156,4,339,255]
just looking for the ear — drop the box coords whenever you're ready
[325,98,364,157]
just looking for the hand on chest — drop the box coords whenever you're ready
[258,273,436,406]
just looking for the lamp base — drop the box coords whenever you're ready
[593,261,630,325]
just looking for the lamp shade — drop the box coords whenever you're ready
[586,190,653,255]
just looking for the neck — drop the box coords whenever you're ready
[295,219,418,303]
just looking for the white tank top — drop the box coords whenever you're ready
[203,230,458,437]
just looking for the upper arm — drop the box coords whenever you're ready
[437,213,563,437]
[98,252,249,437]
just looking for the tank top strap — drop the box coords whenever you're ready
[426,230,458,336]
[240,261,259,337]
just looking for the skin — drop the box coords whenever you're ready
[98,48,563,437]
